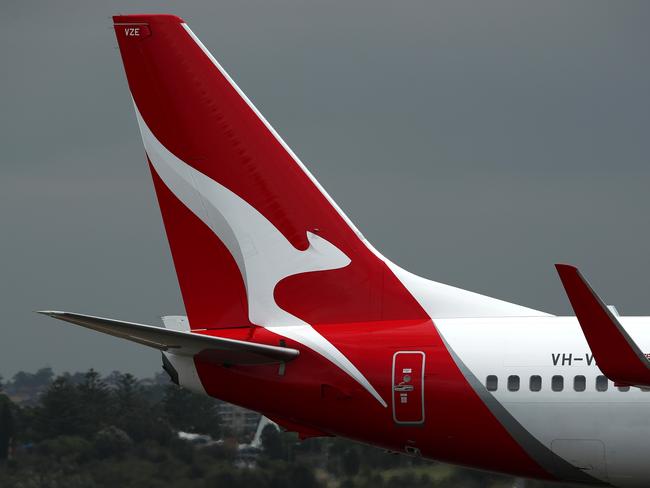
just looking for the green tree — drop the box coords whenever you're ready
[163,384,221,438]
[261,424,285,460]
[93,426,132,459]
[114,373,142,414]
[34,376,83,438]
[341,447,361,477]
[288,463,320,488]
[34,367,54,386]
[11,367,54,389]
[77,369,111,435]
[37,435,92,462]
[0,397,14,460]
[111,372,172,443]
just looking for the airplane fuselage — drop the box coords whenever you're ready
[440,317,650,487]
[164,317,650,487]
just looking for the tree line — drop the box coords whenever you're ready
[0,369,575,488]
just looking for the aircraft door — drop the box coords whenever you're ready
[551,439,609,482]
[392,351,425,425]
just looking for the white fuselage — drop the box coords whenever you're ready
[437,317,650,488]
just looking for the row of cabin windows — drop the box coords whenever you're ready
[485,375,649,393]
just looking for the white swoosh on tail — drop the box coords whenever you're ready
[135,105,387,408]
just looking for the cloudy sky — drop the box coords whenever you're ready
[1,1,649,378]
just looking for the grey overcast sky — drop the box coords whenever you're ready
[1,1,649,378]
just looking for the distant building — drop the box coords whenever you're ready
[217,402,261,438]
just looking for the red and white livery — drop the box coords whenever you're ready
[40,14,650,487]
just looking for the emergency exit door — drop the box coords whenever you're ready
[392,351,425,424]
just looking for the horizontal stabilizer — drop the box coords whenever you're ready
[555,264,650,387]
[37,311,299,366]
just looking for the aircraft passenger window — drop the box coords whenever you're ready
[596,375,609,392]
[551,375,564,392]
[529,375,542,392]
[574,375,586,392]
[508,375,520,392]
[486,375,498,392]
[618,386,630,392]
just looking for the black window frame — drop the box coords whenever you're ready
[508,375,520,392]
[596,375,609,392]
[529,375,542,392]
[574,375,586,392]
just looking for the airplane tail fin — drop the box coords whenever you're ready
[113,14,546,330]
[112,14,430,330]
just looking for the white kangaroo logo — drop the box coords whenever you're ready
[136,107,386,407]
